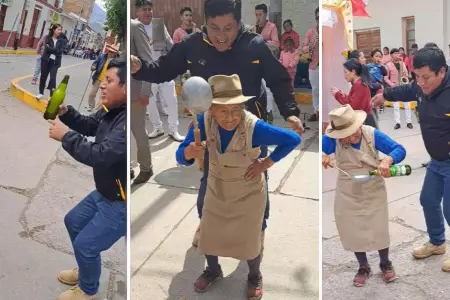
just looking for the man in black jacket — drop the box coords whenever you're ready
[372,47,450,272]
[47,58,127,300]
[130,0,303,282]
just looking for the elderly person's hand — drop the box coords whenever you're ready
[184,142,205,161]
[378,156,394,178]
[130,55,142,74]
[245,158,274,180]
[322,154,331,169]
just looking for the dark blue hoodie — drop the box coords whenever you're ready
[383,67,450,161]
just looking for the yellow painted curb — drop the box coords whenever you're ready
[9,61,90,112]
[384,101,417,109]
[10,79,46,112]
[0,49,36,55]
[175,84,312,105]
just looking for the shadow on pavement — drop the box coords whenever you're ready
[293,266,318,297]
[131,174,198,238]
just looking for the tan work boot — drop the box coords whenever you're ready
[57,285,96,300]
[412,242,446,259]
[442,258,450,272]
[58,268,79,286]
[192,224,200,248]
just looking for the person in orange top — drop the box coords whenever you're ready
[253,4,280,50]
[172,7,201,43]
[279,37,299,88]
[253,3,280,123]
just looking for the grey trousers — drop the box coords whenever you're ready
[131,101,152,172]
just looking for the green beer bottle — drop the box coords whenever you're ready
[44,75,70,120]
[369,164,412,177]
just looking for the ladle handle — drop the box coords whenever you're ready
[192,117,204,172]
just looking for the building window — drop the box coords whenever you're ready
[403,17,415,55]
[0,5,7,32]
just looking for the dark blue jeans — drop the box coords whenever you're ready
[196,146,270,231]
[64,190,127,295]
[420,159,450,246]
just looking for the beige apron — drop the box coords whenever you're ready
[198,111,267,261]
[334,125,390,252]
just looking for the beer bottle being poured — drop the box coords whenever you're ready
[44,75,70,120]
[369,164,412,177]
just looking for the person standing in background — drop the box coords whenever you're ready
[130,16,154,184]
[37,24,65,100]
[384,48,413,130]
[87,44,119,111]
[173,7,201,43]
[31,33,47,85]
[279,37,299,88]
[280,19,299,50]
[303,7,319,122]
[382,47,392,64]
[409,44,419,81]
[399,47,411,73]
[136,0,184,142]
[253,3,280,124]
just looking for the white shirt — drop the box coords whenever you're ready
[49,38,57,60]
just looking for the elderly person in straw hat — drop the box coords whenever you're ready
[322,104,406,287]
[87,43,119,111]
[176,74,301,299]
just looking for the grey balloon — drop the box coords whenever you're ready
[181,76,213,115]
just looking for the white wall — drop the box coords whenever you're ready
[282,0,316,44]
[4,0,51,38]
[353,0,445,50]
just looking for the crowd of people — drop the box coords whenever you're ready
[129,0,316,298]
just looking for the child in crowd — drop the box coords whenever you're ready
[279,37,300,88]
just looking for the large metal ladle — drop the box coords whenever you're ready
[328,163,373,183]
[180,76,213,172]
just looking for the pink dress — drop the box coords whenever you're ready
[279,49,299,88]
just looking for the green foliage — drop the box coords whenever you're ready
[105,0,126,39]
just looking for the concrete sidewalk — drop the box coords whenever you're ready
[0,69,125,298]
[322,108,449,300]
[130,106,320,300]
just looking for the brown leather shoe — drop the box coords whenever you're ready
[57,268,79,286]
[413,242,446,259]
[380,261,397,283]
[442,258,450,272]
[194,266,223,293]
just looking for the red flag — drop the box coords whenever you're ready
[352,0,370,17]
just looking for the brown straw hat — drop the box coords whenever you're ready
[208,74,255,105]
[325,104,367,139]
